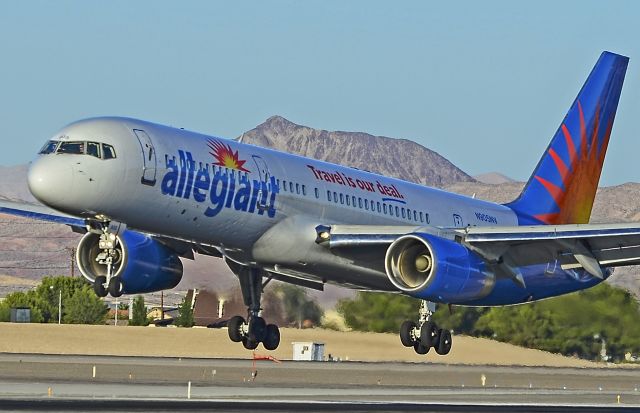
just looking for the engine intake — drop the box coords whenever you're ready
[385,233,494,303]
[76,230,183,294]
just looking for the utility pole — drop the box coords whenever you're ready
[160,290,164,320]
[65,247,75,277]
[58,289,62,325]
[70,247,75,277]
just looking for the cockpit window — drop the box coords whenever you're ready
[87,142,101,158]
[102,144,116,160]
[38,140,59,154]
[57,141,85,154]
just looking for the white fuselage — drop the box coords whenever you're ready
[29,117,518,290]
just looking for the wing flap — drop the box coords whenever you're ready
[460,223,640,269]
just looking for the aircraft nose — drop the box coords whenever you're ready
[27,156,75,209]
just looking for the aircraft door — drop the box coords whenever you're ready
[133,129,157,186]
[252,155,272,210]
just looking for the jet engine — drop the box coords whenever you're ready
[384,233,494,303]
[76,230,183,294]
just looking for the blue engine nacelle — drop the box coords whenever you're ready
[384,233,494,303]
[76,230,183,294]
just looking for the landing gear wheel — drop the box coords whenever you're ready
[228,316,245,343]
[263,324,280,351]
[435,329,452,355]
[420,321,439,348]
[248,316,267,343]
[93,276,107,298]
[108,276,123,297]
[413,341,429,355]
[400,320,416,347]
[242,336,259,350]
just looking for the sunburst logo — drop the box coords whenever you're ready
[207,139,250,172]
[533,101,613,225]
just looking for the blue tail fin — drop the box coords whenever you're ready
[506,51,628,225]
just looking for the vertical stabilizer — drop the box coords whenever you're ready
[506,52,628,225]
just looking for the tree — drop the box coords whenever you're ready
[336,283,640,362]
[338,292,419,333]
[63,286,108,324]
[129,295,149,326]
[175,296,194,327]
[0,276,106,325]
[34,276,91,323]
[274,284,323,328]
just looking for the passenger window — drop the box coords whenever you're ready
[346,196,350,206]
[402,208,406,219]
[314,188,319,199]
[364,199,369,210]
[407,209,412,221]
[296,183,300,194]
[102,144,116,159]
[419,211,424,222]
[39,140,59,154]
[358,198,363,209]
[277,179,281,189]
[327,191,332,201]
[377,202,381,213]
[414,210,418,221]
[425,213,430,224]
[352,196,357,207]
[289,182,294,193]
[333,192,338,203]
[339,193,344,204]
[302,185,307,196]
[87,142,101,158]
[57,141,85,154]
[283,180,287,192]
[383,204,388,214]
[395,206,400,216]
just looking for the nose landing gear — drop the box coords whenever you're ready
[226,265,281,351]
[91,226,124,298]
[399,300,452,356]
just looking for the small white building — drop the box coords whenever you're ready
[292,342,325,361]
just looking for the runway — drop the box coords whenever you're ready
[0,353,638,412]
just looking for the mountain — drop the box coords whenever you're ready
[0,116,638,303]
[474,172,516,185]
[240,116,474,188]
[0,165,36,202]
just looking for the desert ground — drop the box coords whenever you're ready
[0,322,613,368]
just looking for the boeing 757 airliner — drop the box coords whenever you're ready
[1,51,637,355]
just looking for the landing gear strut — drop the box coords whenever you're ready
[90,223,124,298]
[226,266,280,351]
[399,300,452,356]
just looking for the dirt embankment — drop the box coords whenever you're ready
[0,323,609,368]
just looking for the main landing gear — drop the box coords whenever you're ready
[226,266,280,351]
[399,300,452,356]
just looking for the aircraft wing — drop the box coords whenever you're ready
[0,199,215,260]
[316,222,640,279]
[0,199,84,227]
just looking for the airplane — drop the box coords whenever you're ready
[0,51,636,355]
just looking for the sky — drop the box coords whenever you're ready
[1,1,639,186]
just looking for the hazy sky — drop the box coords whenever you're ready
[2,1,639,186]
